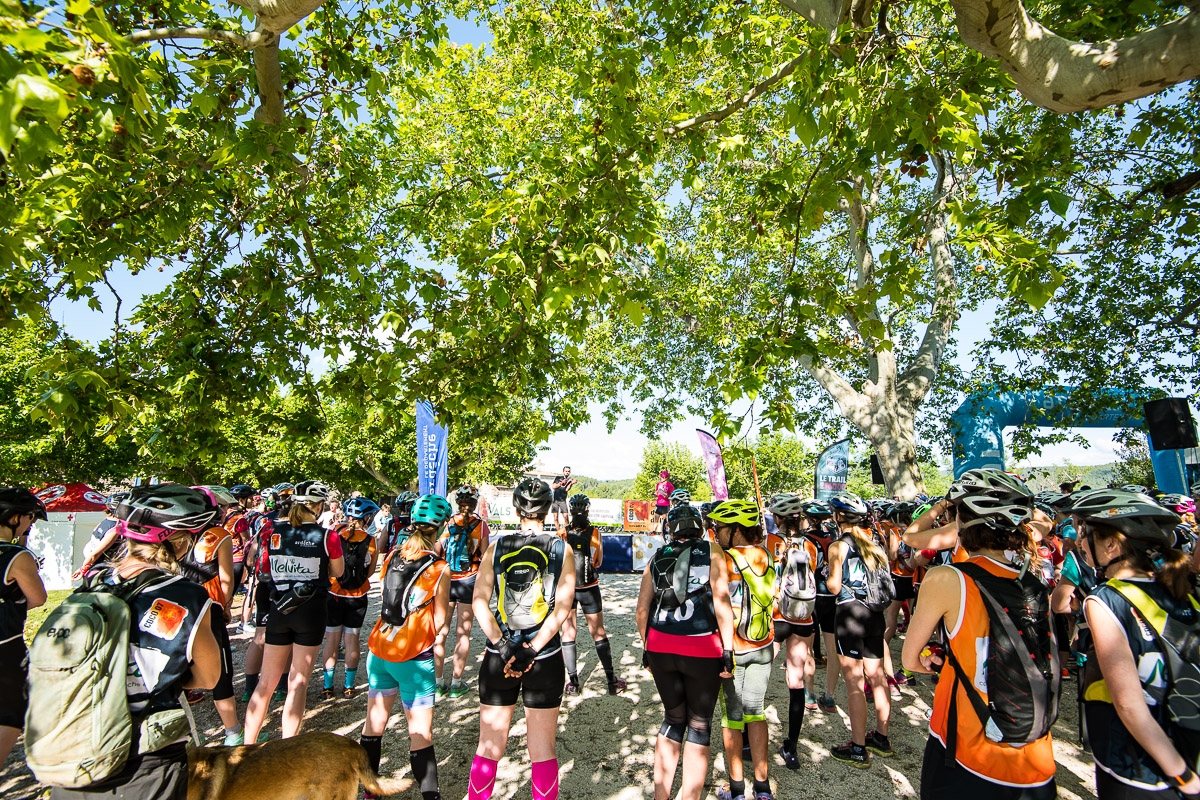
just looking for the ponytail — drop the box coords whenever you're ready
[1091,523,1195,602]
[401,523,438,561]
[849,524,887,571]
[121,537,183,575]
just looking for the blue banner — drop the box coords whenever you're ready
[814,438,850,500]
[416,401,448,497]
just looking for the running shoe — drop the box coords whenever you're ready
[186,690,205,705]
[804,690,818,710]
[865,730,893,757]
[830,741,869,768]
[1061,667,1070,679]
[564,680,581,697]
[448,680,469,698]
[343,686,356,699]
[240,688,252,702]
[234,622,245,635]
[321,688,335,700]
[435,681,449,699]
[223,730,245,747]
[608,678,627,695]
[715,786,745,800]
[817,693,836,713]
[755,793,774,800]
[779,740,800,770]
[886,674,902,701]
[892,671,909,686]
[273,688,287,702]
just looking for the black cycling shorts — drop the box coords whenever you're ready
[920,737,1057,800]
[211,610,235,702]
[645,649,723,741]
[774,619,815,641]
[835,599,886,660]
[571,584,603,615]
[0,639,28,728]
[254,580,273,627]
[265,592,327,647]
[231,561,246,592]
[478,648,566,709]
[654,504,670,516]
[450,574,477,605]
[892,574,916,602]
[326,594,369,630]
[814,595,837,634]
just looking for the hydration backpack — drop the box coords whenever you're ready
[728,547,777,645]
[776,541,817,623]
[379,552,439,627]
[338,532,371,591]
[25,570,169,788]
[840,533,895,612]
[945,562,1060,752]
[444,517,479,573]
[495,536,561,632]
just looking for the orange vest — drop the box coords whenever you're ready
[368,550,446,663]
[764,532,786,566]
[880,521,914,577]
[193,527,231,608]
[329,526,376,598]
[929,556,1056,787]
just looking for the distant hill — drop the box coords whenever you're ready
[1015,462,1115,491]
[569,475,635,500]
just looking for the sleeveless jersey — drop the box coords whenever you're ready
[368,549,447,663]
[179,527,230,607]
[764,532,786,567]
[930,556,1057,787]
[1,542,32,644]
[222,508,249,563]
[880,521,915,577]
[564,524,602,588]
[773,536,819,623]
[726,544,776,654]
[269,521,330,591]
[648,538,717,638]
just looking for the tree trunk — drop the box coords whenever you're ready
[866,420,926,500]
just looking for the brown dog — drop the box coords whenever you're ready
[187,731,413,800]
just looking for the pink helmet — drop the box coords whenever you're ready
[192,485,237,507]
[1179,498,1197,515]
[115,485,219,543]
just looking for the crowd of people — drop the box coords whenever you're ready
[2,470,1200,800]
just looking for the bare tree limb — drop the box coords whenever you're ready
[662,54,806,137]
[252,36,287,124]
[799,354,866,422]
[128,27,273,48]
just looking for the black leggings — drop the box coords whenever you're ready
[211,608,235,702]
[645,650,723,746]
[1095,766,1175,800]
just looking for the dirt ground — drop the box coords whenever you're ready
[2,572,1098,799]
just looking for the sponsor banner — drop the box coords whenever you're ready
[696,429,730,500]
[416,401,448,498]
[477,488,623,526]
[270,554,320,582]
[814,438,851,500]
[623,500,655,532]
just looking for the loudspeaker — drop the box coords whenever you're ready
[870,454,885,485]
[1144,398,1198,451]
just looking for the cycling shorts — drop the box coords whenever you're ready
[773,619,815,641]
[654,504,670,516]
[254,580,273,627]
[892,574,916,602]
[210,610,235,702]
[450,574,477,605]
[814,594,837,634]
[0,639,28,728]
[265,592,326,647]
[720,646,773,728]
[367,651,437,710]
[326,593,369,631]
[571,584,603,615]
[478,648,565,709]
[835,599,886,660]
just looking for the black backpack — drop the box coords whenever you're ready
[944,562,1060,759]
[380,552,439,627]
[338,535,371,591]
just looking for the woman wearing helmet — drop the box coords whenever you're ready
[386,491,419,552]
[76,492,129,578]
[468,478,575,800]
[801,498,840,707]
[435,485,491,698]
[636,502,734,800]
[178,487,239,744]
[243,480,345,744]
[0,488,47,766]
[901,469,1057,798]
[239,490,283,703]
[825,491,893,766]
[654,471,675,529]
[360,494,452,800]
[767,493,819,770]
[1074,490,1200,800]
[561,493,626,696]
[710,499,778,800]
[46,485,221,800]
[319,496,380,700]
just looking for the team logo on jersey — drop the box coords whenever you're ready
[270,534,281,549]
[139,598,189,640]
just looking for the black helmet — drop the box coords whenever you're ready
[0,488,47,524]
[568,493,590,512]
[230,484,257,500]
[699,501,718,517]
[454,485,480,510]
[667,504,704,537]
[1072,488,1179,549]
[105,491,131,514]
[395,491,419,515]
[513,477,552,519]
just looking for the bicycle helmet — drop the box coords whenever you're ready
[453,485,480,510]
[699,501,718,517]
[0,488,47,523]
[230,484,256,501]
[394,491,419,515]
[410,494,453,528]
[115,485,219,543]
[105,491,131,514]
[1072,488,1179,549]
[1119,484,1149,494]
[259,488,278,510]
[801,499,832,519]
[913,502,933,519]
[1157,493,1196,515]
[667,504,704,537]
[513,477,553,518]
[957,492,1034,532]
[946,468,1032,505]
[669,488,691,506]
[568,493,591,512]
[273,482,295,496]
[768,492,807,519]
[194,485,237,507]
[828,492,869,518]
[708,499,761,528]
[293,480,331,503]
[887,501,918,524]
[343,496,380,520]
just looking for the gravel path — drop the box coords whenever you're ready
[1,572,1097,799]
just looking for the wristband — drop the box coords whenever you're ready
[721,649,735,673]
[1168,768,1196,790]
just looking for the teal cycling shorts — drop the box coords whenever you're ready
[366,651,436,710]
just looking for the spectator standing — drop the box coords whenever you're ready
[551,467,576,535]
[654,471,675,529]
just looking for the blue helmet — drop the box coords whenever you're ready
[343,497,380,520]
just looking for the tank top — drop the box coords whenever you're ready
[565,524,601,588]
[0,543,32,644]
[268,521,330,591]
[178,527,230,607]
[368,549,447,662]
[929,556,1057,787]
[808,523,837,595]
[329,525,376,597]
[726,544,776,654]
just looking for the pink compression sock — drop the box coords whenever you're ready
[468,755,499,800]
[532,759,559,800]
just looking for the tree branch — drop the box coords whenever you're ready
[799,355,867,422]
[356,455,402,493]
[252,36,286,124]
[245,0,331,34]
[662,54,806,137]
[128,27,272,48]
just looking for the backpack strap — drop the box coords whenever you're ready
[942,564,1004,761]
[1110,579,1200,634]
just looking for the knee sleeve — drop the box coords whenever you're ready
[685,720,712,745]
[659,720,685,743]
[1053,613,1071,650]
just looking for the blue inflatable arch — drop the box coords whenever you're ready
[950,387,1189,494]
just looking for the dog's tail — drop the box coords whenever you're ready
[355,747,415,797]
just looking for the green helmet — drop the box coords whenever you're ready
[411,494,453,528]
[708,499,761,528]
